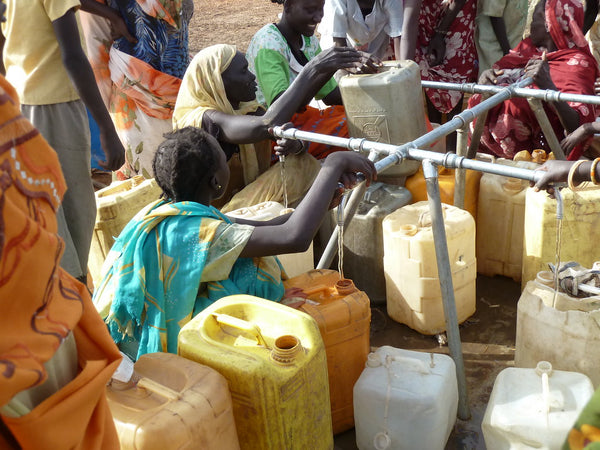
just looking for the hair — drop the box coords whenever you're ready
[152,127,218,202]
[270,0,284,4]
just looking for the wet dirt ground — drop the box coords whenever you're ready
[333,274,521,450]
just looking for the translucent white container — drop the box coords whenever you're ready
[225,201,313,278]
[476,159,538,281]
[482,361,594,450]
[382,201,477,334]
[332,183,412,303]
[522,186,600,289]
[515,278,600,387]
[354,346,458,450]
[339,61,425,183]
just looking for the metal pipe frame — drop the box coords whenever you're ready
[422,80,600,105]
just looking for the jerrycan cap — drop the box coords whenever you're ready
[373,432,392,450]
[335,278,357,295]
[531,149,547,164]
[270,335,302,365]
[502,178,525,193]
[399,224,418,236]
[535,361,553,377]
[536,270,555,287]
[366,352,382,368]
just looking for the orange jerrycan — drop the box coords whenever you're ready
[283,269,371,434]
[404,165,482,219]
[178,295,333,450]
[106,352,240,450]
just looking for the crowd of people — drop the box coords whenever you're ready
[1,0,600,447]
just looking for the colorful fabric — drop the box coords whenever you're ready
[475,0,528,75]
[1,0,82,105]
[93,200,285,360]
[79,0,192,179]
[468,0,599,160]
[291,105,349,159]
[564,386,600,449]
[414,0,477,114]
[173,44,262,184]
[0,75,121,449]
[318,0,403,59]
[246,23,338,107]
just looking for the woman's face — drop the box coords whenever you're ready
[222,52,257,105]
[530,0,549,47]
[284,0,325,37]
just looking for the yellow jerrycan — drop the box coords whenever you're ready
[106,352,240,450]
[338,61,425,184]
[383,201,477,334]
[178,295,333,450]
[283,269,371,434]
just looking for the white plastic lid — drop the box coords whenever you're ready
[373,432,391,450]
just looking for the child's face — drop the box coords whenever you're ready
[284,0,325,37]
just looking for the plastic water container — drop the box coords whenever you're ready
[339,61,425,183]
[382,201,476,334]
[522,185,600,288]
[515,276,600,387]
[283,269,370,434]
[482,361,594,450]
[332,183,412,303]
[178,295,332,450]
[353,346,458,450]
[476,159,538,281]
[89,176,162,286]
[225,201,314,278]
[107,352,240,450]
[404,165,482,220]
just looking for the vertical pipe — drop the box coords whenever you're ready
[527,98,567,160]
[422,159,471,420]
[466,95,489,160]
[316,182,367,270]
[454,125,469,210]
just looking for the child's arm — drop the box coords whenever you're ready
[561,122,600,156]
[52,8,125,171]
[490,16,511,55]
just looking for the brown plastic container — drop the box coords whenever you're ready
[107,352,240,450]
[283,269,371,434]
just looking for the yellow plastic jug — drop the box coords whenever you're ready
[338,61,425,184]
[522,186,600,288]
[476,159,538,281]
[383,201,477,334]
[107,352,240,450]
[178,295,333,450]
[283,269,370,434]
[404,165,482,220]
[89,176,162,286]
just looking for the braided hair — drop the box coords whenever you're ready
[152,127,218,202]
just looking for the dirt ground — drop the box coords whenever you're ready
[188,0,282,54]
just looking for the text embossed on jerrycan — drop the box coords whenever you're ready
[353,346,458,450]
[482,361,594,450]
[178,295,333,450]
[106,352,240,450]
[383,201,476,334]
[284,269,371,434]
[339,61,425,184]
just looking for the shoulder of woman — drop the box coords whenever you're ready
[247,23,290,55]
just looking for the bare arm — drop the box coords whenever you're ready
[490,16,511,55]
[399,0,422,60]
[52,8,124,170]
[79,0,136,43]
[239,152,376,257]
[426,0,467,66]
[584,0,599,35]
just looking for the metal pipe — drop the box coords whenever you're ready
[422,80,600,105]
[466,94,490,160]
[272,126,547,184]
[423,159,470,420]
[316,181,367,270]
[454,126,469,210]
[527,98,567,160]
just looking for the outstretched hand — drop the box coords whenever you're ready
[561,123,594,156]
[98,130,125,171]
[325,151,377,187]
[312,47,382,76]
[524,51,555,90]
[478,68,504,85]
[530,159,574,196]
[271,122,305,157]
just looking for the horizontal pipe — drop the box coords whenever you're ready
[422,80,600,105]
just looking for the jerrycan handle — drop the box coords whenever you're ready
[212,313,269,348]
[137,377,181,401]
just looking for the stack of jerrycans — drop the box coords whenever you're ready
[106,352,240,449]
[330,182,411,304]
[284,269,371,434]
[178,295,333,449]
